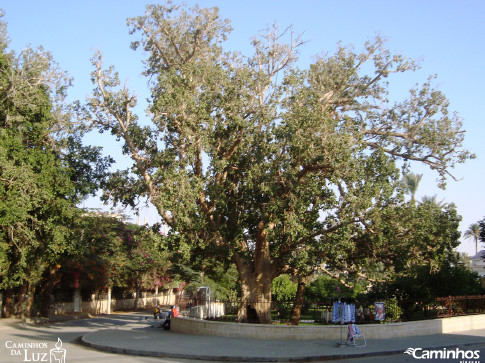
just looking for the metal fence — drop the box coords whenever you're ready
[176,295,485,323]
[435,295,485,317]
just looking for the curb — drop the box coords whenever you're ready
[28,313,91,325]
[0,318,26,326]
[0,313,91,326]
[80,334,370,362]
[80,333,485,362]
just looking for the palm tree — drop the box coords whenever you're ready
[421,195,445,208]
[403,172,423,203]
[464,223,481,255]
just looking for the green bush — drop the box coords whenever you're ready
[272,275,297,302]
[384,296,403,322]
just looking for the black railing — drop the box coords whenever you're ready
[435,295,485,317]
[177,295,485,323]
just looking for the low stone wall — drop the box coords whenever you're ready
[50,293,176,316]
[171,314,485,341]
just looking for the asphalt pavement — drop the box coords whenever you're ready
[1,312,485,362]
[79,312,485,362]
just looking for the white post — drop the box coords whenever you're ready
[107,287,112,314]
[73,288,81,313]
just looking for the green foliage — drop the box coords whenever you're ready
[272,275,297,302]
[368,256,482,303]
[64,214,171,294]
[178,264,239,301]
[0,41,76,292]
[326,200,463,289]
[384,296,403,323]
[305,275,363,300]
[432,262,482,296]
[0,14,112,316]
[269,274,296,320]
[81,3,474,321]
[63,135,114,201]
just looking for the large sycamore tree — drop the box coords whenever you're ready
[80,3,473,323]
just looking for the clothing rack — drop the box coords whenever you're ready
[332,298,356,347]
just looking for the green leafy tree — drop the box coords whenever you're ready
[80,3,473,323]
[73,215,132,293]
[421,195,445,208]
[65,214,171,309]
[384,296,403,322]
[431,261,482,297]
[0,18,74,316]
[305,275,361,301]
[349,201,462,283]
[368,255,482,320]
[272,275,297,303]
[181,264,239,302]
[364,202,477,319]
[271,274,297,321]
[0,13,111,317]
[287,190,462,323]
[123,224,171,309]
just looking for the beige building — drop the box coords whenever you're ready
[470,250,485,277]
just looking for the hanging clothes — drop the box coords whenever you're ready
[331,299,356,323]
[332,300,341,322]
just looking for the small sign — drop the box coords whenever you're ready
[375,302,385,321]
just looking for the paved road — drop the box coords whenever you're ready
[1,312,485,363]
[0,313,166,363]
[337,343,485,363]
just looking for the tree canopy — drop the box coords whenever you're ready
[80,3,473,323]
[0,12,111,317]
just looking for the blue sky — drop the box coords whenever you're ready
[1,0,484,255]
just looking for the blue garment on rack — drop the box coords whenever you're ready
[331,301,356,323]
[332,301,341,322]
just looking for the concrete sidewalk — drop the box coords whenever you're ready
[81,318,485,362]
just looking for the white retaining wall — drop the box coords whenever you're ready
[50,291,176,316]
[171,314,485,341]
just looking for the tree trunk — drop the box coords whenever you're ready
[14,283,34,318]
[24,285,35,318]
[237,268,273,324]
[13,285,25,317]
[133,284,140,311]
[4,288,14,318]
[40,267,60,316]
[290,276,307,325]
[234,223,278,324]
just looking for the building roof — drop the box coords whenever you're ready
[471,250,485,260]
